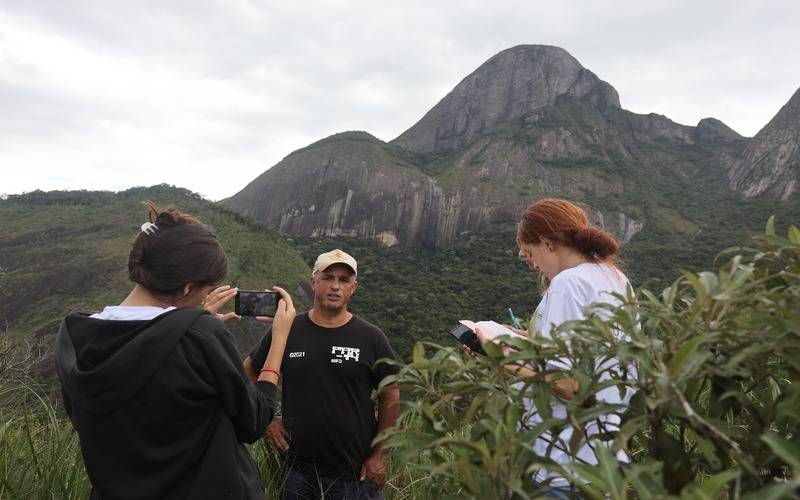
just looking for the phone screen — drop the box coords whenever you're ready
[235,291,279,317]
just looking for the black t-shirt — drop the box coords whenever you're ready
[248,312,398,477]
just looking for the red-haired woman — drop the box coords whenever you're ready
[476,198,635,498]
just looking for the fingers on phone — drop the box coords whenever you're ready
[255,316,274,323]
[272,286,295,310]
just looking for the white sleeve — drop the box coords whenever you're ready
[538,291,586,371]
[538,291,586,337]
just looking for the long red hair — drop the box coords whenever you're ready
[517,198,620,264]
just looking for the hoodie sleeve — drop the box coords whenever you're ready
[200,327,278,444]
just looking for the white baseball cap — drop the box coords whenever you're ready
[311,249,357,277]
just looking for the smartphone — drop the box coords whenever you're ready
[449,323,486,355]
[235,290,279,317]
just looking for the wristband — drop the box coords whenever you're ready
[260,368,280,378]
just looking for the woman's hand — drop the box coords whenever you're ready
[475,325,513,356]
[474,325,492,344]
[203,285,240,321]
[268,286,295,340]
[506,325,527,337]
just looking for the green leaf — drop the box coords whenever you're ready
[669,334,707,378]
[698,272,719,296]
[693,468,739,499]
[596,444,626,499]
[567,463,610,493]
[788,224,800,245]
[412,342,425,364]
[693,435,721,469]
[741,481,799,500]
[625,462,669,498]
[761,433,800,473]
[765,215,776,235]
[682,271,709,301]
[531,380,553,419]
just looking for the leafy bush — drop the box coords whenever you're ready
[382,219,800,499]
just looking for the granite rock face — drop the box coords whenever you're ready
[728,88,800,200]
[225,132,511,248]
[392,45,620,154]
[224,46,798,249]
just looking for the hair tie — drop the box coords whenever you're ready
[141,222,159,235]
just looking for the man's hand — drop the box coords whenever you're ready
[359,452,388,485]
[265,417,290,452]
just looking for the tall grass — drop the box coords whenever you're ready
[0,387,90,499]
[0,387,458,499]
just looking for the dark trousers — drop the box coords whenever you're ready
[283,462,384,500]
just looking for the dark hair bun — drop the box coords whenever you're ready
[127,201,227,298]
[573,226,620,260]
[148,203,201,228]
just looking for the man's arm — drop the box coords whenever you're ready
[373,383,400,454]
[360,383,400,484]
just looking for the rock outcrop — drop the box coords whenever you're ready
[225,132,518,248]
[223,45,800,249]
[392,45,620,154]
[728,88,800,200]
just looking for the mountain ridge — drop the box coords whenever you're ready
[392,44,620,154]
[728,87,800,200]
[222,45,795,249]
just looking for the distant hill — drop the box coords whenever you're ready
[0,185,312,374]
[222,44,796,254]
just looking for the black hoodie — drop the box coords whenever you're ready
[56,307,276,500]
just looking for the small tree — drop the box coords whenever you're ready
[382,219,800,499]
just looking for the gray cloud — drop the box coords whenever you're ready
[1,0,798,199]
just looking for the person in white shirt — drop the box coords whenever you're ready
[476,198,635,499]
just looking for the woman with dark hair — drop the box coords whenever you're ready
[56,202,295,499]
[476,198,635,498]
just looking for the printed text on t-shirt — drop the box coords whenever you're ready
[331,346,360,363]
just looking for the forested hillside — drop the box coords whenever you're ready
[0,185,312,371]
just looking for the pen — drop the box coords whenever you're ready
[507,308,522,329]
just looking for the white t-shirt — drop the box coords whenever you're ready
[526,262,635,485]
[90,306,175,321]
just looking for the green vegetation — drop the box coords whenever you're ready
[383,220,800,498]
[2,221,797,498]
[0,185,311,354]
[290,232,542,357]
[2,184,799,497]
[0,386,457,499]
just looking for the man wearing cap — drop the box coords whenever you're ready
[243,249,400,500]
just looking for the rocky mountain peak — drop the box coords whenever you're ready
[392,44,620,154]
[695,118,743,142]
[728,88,800,200]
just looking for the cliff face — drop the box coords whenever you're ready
[728,88,800,200]
[392,45,620,154]
[223,45,794,249]
[225,132,460,248]
[223,96,738,247]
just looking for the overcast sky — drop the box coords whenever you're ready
[1,0,798,200]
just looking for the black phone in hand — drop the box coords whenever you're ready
[235,291,279,317]
[450,323,486,355]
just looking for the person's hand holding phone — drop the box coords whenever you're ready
[203,285,240,321]
[266,286,295,340]
[475,325,514,356]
